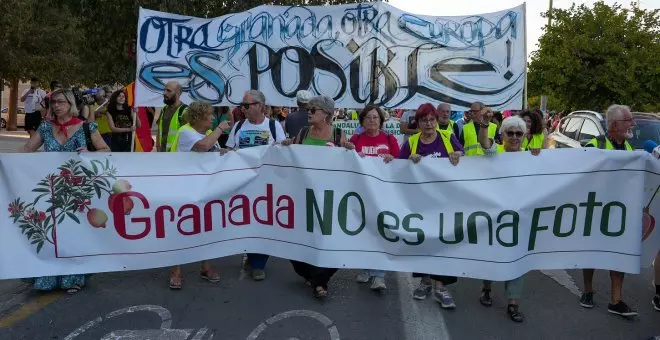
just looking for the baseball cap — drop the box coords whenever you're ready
[296,90,312,103]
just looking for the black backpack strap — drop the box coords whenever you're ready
[235,119,245,134]
[295,126,310,145]
[333,127,342,147]
[83,122,96,151]
[596,135,607,149]
[176,103,189,121]
[269,119,277,141]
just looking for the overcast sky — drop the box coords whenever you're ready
[388,0,659,54]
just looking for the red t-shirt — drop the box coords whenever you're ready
[350,131,400,158]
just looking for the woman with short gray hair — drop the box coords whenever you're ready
[472,108,540,322]
[282,95,353,298]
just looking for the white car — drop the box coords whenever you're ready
[0,106,26,129]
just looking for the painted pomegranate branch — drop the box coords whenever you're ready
[7,159,123,253]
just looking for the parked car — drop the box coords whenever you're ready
[547,110,660,149]
[0,106,26,129]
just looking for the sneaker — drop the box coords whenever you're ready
[653,295,660,312]
[370,276,387,291]
[252,269,266,281]
[480,289,493,307]
[433,288,456,309]
[356,271,370,283]
[507,304,524,322]
[607,301,638,317]
[580,292,594,308]
[412,277,432,300]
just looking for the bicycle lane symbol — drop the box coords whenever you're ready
[64,305,340,340]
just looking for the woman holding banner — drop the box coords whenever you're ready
[282,95,352,298]
[168,102,229,289]
[398,103,463,309]
[18,89,110,293]
[348,105,400,291]
[474,107,541,322]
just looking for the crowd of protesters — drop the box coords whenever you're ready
[15,78,658,324]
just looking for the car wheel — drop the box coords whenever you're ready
[0,118,6,129]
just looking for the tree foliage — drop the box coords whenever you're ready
[528,1,660,112]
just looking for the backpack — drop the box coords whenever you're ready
[296,126,342,146]
[234,119,277,142]
[83,122,96,151]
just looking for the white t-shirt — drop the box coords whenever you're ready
[176,129,220,152]
[21,88,47,113]
[226,118,286,149]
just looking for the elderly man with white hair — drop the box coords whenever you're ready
[578,104,637,317]
[472,106,541,323]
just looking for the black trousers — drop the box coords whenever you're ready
[290,260,338,289]
[412,272,458,286]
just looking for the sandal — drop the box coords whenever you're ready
[480,288,492,307]
[507,304,524,322]
[200,270,220,283]
[313,286,328,299]
[66,285,82,294]
[169,275,182,290]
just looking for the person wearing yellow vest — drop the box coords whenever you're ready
[168,102,230,290]
[158,81,189,152]
[460,102,498,156]
[398,103,462,309]
[520,110,548,151]
[85,90,112,146]
[473,110,541,323]
[437,103,460,136]
[580,104,637,317]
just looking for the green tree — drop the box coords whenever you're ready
[0,0,82,130]
[528,1,660,113]
[65,0,374,85]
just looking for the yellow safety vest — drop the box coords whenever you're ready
[586,138,633,151]
[159,104,188,152]
[463,122,497,156]
[408,130,454,155]
[170,123,211,152]
[437,121,455,135]
[522,133,545,150]
[91,104,111,134]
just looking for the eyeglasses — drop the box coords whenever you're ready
[505,131,524,138]
[615,118,634,123]
[418,118,437,124]
[307,107,324,114]
[241,102,259,110]
[364,115,380,121]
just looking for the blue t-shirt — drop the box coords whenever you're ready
[38,120,98,152]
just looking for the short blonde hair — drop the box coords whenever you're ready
[186,102,213,125]
[50,89,79,117]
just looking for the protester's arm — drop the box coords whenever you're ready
[18,132,44,153]
[474,108,493,150]
[389,134,401,158]
[452,123,460,137]
[274,120,286,143]
[20,89,30,102]
[90,130,111,152]
[192,122,230,152]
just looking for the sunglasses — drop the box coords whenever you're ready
[241,102,259,110]
[505,131,524,138]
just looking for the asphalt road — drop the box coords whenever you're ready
[0,255,659,340]
[0,132,27,152]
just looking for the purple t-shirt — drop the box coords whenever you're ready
[398,133,464,159]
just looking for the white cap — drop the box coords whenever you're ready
[296,90,312,104]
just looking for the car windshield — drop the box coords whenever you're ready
[630,120,660,149]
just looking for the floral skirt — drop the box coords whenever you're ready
[26,274,89,291]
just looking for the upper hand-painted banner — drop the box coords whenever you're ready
[136,3,526,110]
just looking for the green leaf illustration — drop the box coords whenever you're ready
[32,188,50,193]
[36,242,44,253]
[66,212,80,224]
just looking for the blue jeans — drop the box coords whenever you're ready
[483,276,524,300]
[247,253,269,270]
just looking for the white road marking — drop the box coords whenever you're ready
[245,309,340,340]
[395,273,451,340]
[540,270,582,297]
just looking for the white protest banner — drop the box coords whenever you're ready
[135,3,526,110]
[1,148,659,281]
[333,119,404,145]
